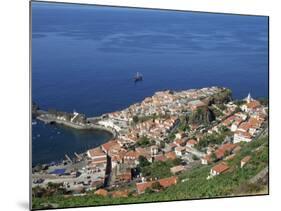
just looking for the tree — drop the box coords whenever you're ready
[159,141,165,149]
[235,106,242,113]
[192,155,199,160]
[138,156,150,168]
[137,136,150,147]
[210,152,217,162]
[219,125,229,133]
[257,98,268,106]
[133,116,139,123]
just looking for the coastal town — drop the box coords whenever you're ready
[32,86,268,207]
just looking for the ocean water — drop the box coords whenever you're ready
[31,2,268,165]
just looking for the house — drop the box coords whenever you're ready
[188,100,206,111]
[154,154,167,162]
[169,142,177,151]
[94,188,108,197]
[110,149,127,168]
[87,147,107,167]
[214,143,237,160]
[186,139,198,148]
[136,176,178,194]
[222,115,236,128]
[241,156,251,168]
[170,165,185,175]
[201,154,211,165]
[123,150,140,166]
[233,131,252,143]
[210,162,229,176]
[98,119,122,132]
[116,171,132,183]
[173,139,186,147]
[175,146,186,157]
[237,122,251,133]
[165,151,177,160]
[241,98,261,113]
[175,132,186,139]
[150,145,159,155]
[135,147,152,160]
[158,176,178,188]
[136,181,154,194]
[101,140,120,154]
[111,190,129,198]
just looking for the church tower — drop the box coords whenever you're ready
[246,93,252,103]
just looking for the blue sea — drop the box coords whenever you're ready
[31,2,268,165]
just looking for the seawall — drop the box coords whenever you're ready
[36,115,117,138]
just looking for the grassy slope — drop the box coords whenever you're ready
[32,135,268,209]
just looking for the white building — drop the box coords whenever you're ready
[233,131,252,143]
[98,119,122,132]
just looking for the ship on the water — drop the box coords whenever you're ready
[134,72,143,82]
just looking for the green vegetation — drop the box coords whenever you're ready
[210,106,224,117]
[136,136,155,147]
[140,159,181,179]
[212,88,232,104]
[177,116,189,132]
[138,156,150,168]
[196,130,233,150]
[233,100,245,106]
[188,106,216,125]
[132,114,169,124]
[32,135,268,209]
[132,116,139,123]
[205,88,232,107]
[189,108,208,125]
[192,154,199,160]
[257,98,269,106]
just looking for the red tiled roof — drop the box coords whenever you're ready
[214,143,236,159]
[241,155,251,163]
[102,140,119,153]
[238,122,251,131]
[111,190,129,198]
[158,176,178,188]
[174,139,185,146]
[136,181,153,193]
[117,171,132,181]
[169,143,177,148]
[186,139,198,146]
[222,115,236,126]
[202,154,211,162]
[88,147,106,158]
[136,176,178,193]
[89,157,107,164]
[154,155,167,162]
[94,188,108,197]
[212,162,229,174]
[170,165,185,174]
[235,131,252,139]
[124,150,140,159]
[247,100,261,109]
[165,151,177,160]
[175,146,185,152]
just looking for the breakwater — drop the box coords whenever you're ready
[36,113,117,138]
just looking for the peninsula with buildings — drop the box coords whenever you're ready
[32,86,268,209]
